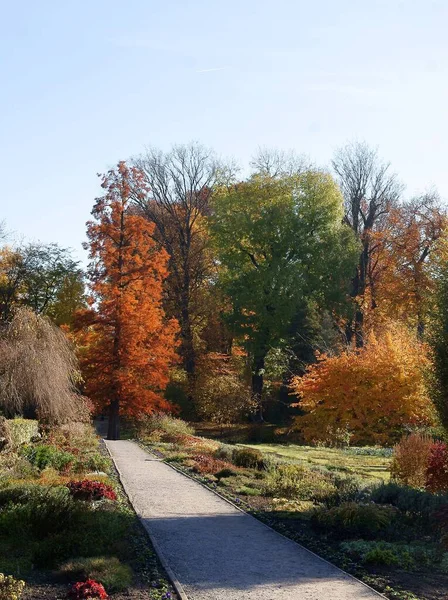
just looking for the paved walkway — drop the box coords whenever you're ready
[105,440,383,600]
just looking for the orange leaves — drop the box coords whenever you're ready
[76,162,179,420]
[290,323,435,445]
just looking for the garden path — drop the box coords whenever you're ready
[105,440,384,600]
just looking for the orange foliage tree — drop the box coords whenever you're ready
[76,162,178,439]
[290,323,435,445]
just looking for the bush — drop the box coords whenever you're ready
[215,467,238,479]
[59,557,132,592]
[426,442,448,493]
[264,464,337,502]
[137,413,193,443]
[0,573,25,600]
[7,419,39,447]
[190,455,232,475]
[369,481,448,524]
[214,444,233,461]
[391,433,434,488]
[311,502,397,539]
[232,447,264,469]
[68,579,108,599]
[341,540,442,571]
[21,444,76,472]
[322,474,365,508]
[67,481,117,502]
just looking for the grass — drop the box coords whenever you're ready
[241,443,391,481]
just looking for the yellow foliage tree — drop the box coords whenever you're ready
[290,323,435,445]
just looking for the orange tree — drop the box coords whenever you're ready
[290,323,435,445]
[77,162,178,439]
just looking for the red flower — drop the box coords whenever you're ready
[68,579,109,599]
[66,480,117,501]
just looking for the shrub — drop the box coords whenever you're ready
[0,486,79,539]
[74,452,109,474]
[0,418,11,451]
[67,480,117,502]
[322,474,365,508]
[190,455,232,475]
[214,444,233,461]
[264,464,337,502]
[137,413,193,443]
[0,573,25,600]
[341,540,441,571]
[21,444,76,472]
[311,502,396,539]
[215,467,238,479]
[368,481,448,524]
[67,579,108,599]
[59,557,132,592]
[391,433,434,488]
[426,442,448,493]
[291,324,435,445]
[435,506,448,548]
[232,447,264,469]
[7,419,39,447]
[236,486,262,496]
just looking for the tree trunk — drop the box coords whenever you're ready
[251,355,265,422]
[107,399,120,440]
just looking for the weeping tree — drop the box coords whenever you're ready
[0,307,86,423]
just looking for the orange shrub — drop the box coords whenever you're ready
[291,324,435,445]
[391,433,434,488]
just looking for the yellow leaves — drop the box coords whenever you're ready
[291,322,436,445]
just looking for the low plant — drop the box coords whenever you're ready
[311,502,396,539]
[232,447,264,469]
[368,481,448,525]
[391,433,434,488]
[426,442,448,493]
[66,480,117,502]
[21,444,76,472]
[0,573,25,600]
[189,454,231,475]
[214,444,233,462]
[7,419,39,448]
[137,414,193,443]
[67,579,108,599]
[215,467,238,479]
[264,464,336,502]
[341,540,444,571]
[59,556,132,592]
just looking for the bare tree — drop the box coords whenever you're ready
[132,143,230,383]
[250,147,310,178]
[332,141,402,346]
[0,308,85,423]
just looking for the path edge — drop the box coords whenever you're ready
[104,440,189,600]
[143,443,388,600]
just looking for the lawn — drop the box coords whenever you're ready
[240,443,392,481]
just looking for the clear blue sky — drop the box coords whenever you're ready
[1,0,447,262]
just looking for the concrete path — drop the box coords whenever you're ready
[105,440,383,600]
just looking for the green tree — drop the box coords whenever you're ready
[210,172,358,418]
[0,242,84,324]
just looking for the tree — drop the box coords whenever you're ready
[78,162,178,440]
[368,194,446,337]
[0,307,86,423]
[291,322,435,445]
[332,142,402,346]
[210,172,358,417]
[0,242,85,323]
[132,143,230,383]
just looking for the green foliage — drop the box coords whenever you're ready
[341,540,448,572]
[215,467,238,479]
[5,419,39,448]
[264,463,337,502]
[59,556,133,592]
[368,482,448,524]
[21,444,76,472]
[232,447,264,469]
[210,172,358,393]
[311,502,396,539]
[0,573,25,600]
[236,486,262,497]
[214,444,234,461]
[137,413,194,443]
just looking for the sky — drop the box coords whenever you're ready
[1,0,448,262]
